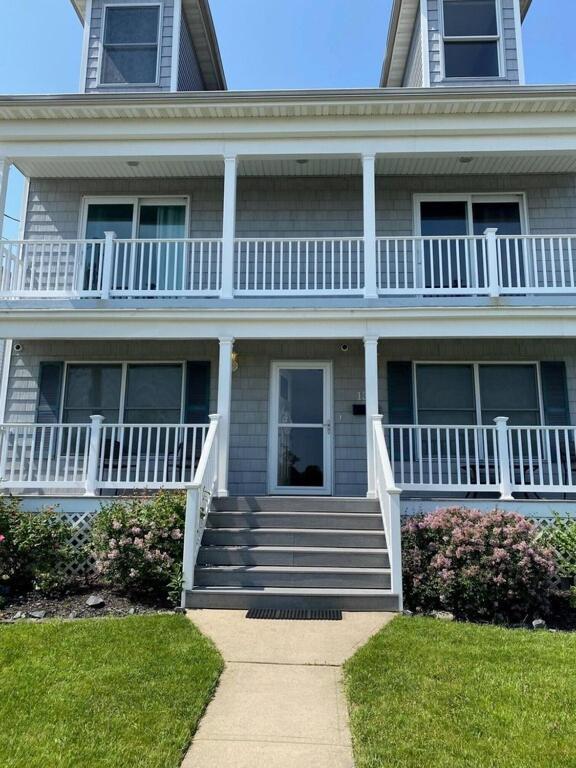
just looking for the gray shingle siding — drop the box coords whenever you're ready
[403,8,424,87]
[426,0,521,87]
[24,174,576,242]
[178,16,204,90]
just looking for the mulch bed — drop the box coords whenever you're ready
[0,585,174,623]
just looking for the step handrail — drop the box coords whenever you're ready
[372,415,403,609]
[181,414,220,603]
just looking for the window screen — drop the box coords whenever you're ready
[101,6,160,85]
[416,365,477,425]
[479,365,540,426]
[124,364,183,424]
[63,364,122,424]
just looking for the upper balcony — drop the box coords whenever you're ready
[2,231,576,302]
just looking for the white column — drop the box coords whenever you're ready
[362,154,378,299]
[485,227,500,298]
[216,336,234,496]
[364,336,379,498]
[101,231,116,299]
[495,416,514,500]
[0,159,12,240]
[85,414,104,497]
[221,156,238,299]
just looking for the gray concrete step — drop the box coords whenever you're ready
[185,587,400,612]
[201,527,387,548]
[213,496,380,513]
[195,565,391,590]
[208,511,383,530]
[197,545,390,568]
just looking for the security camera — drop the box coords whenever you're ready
[340,344,349,352]
[13,343,23,353]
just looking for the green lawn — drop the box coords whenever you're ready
[0,614,223,768]
[344,617,576,768]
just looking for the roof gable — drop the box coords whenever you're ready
[70,0,226,90]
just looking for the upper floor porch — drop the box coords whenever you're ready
[2,88,576,309]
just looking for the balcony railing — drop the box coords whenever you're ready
[0,418,210,494]
[385,418,576,497]
[2,232,576,300]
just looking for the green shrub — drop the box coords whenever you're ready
[539,514,576,583]
[402,507,557,622]
[91,491,186,605]
[0,497,75,595]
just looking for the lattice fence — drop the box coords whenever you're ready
[59,508,101,579]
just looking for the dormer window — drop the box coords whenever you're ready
[100,5,161,86]
[442,0,501,79]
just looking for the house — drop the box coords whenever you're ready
[0,0,575,611]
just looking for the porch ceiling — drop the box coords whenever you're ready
[14,152,576,179]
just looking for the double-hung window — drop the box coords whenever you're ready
[442,0,501,79]
[100,5,161,86]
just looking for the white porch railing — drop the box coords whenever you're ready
[3,233,576,299]
[0,417,210,494]
[373,415,403,606]
[182,414,220,597]
[0,240,103,297]
[234,238,364,295]
[385,419,576,498]
[0,423,92,489]
[110,239,222,297]
[497,235,576,293]
[376,236,490,295]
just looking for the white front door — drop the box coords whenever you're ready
[269,362,333,495]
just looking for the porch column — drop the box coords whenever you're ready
[216,336,234,496]
[221,155,238,299]
[364,336,379,498]
[362,153,378,299]
[0,159,12,240]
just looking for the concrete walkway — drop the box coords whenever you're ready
[182,610,395,768]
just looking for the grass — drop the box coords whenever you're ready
[344,616,576,768]
[0,614,223,768]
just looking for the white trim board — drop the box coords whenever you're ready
[97,2,164,89]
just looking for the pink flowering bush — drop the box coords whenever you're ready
[91,491,186,604]
[402,507,557,622]
[0,496,75,597]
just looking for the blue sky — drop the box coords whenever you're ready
[0,0,575,237]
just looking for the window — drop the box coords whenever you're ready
[61,363,185,425]
[418,196,523,289]
[415,363,541,426]
[416,364,476,425]
[100,5,161,85]
[63,364,123,424]
[82,198,188,291]
[443,0,500,78]
[124,364,182,424]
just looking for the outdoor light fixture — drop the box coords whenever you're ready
[232,352,239,372]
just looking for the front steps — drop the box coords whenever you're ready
[185,496,400,611]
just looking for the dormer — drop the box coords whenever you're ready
[71,0,226,93]
[381,0,532,88]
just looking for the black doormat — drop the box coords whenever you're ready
[246,608,342,621]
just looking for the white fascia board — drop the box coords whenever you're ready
[3,110,576,159]
[2,306,576,341]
